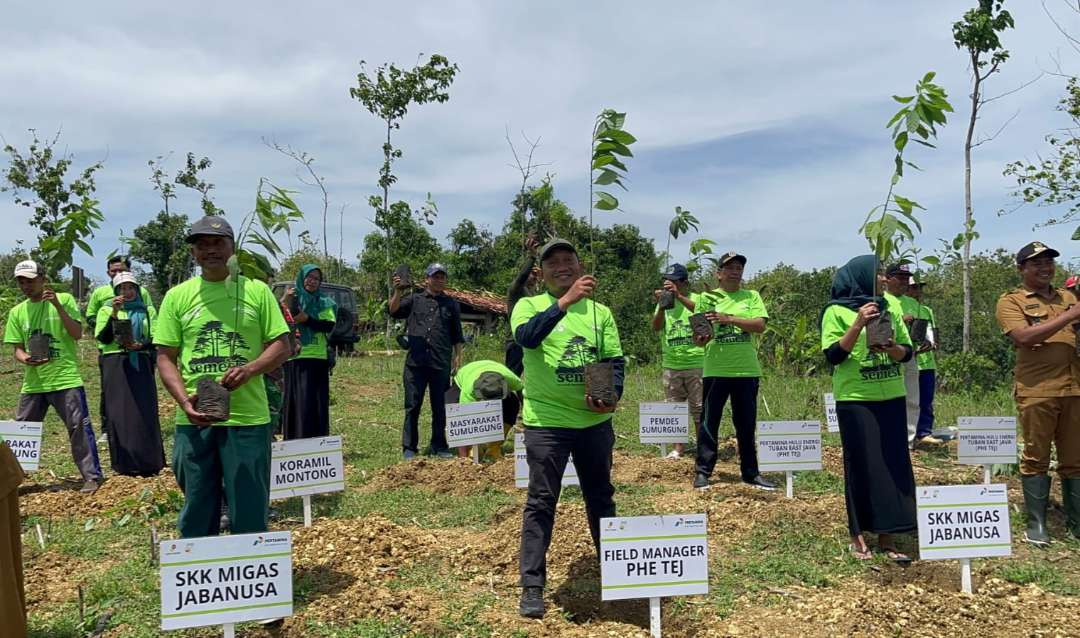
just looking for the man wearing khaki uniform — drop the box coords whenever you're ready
[996,241,1080,546]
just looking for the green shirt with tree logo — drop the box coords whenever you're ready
[917,304,937,371]
[657,292,705,371]
[3,293,84,394]
[511,293,623,429]
[94,304,159,356]
[454,360,524,403]
[697,288,768,378]
[820,302,913,402]
[154,275,289,426]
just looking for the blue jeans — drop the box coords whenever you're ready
[916,369,935,439]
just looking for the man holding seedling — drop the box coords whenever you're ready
[390,263,465,460]
[3,260,104,493]
[996,241,1080,546]
[651,263,702,459]
[513,238,623,619]
[883,264,936,449]
[907,279,940,443]
[155,216,291,538]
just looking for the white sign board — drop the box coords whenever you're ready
[514,433,578,488]
[269,435,345,500]
[0,421,43,471]
[757,421,822,472]
[957,417,1017,466]
[917,484,1012,561]
[446,400,505,448]
[823,393,839,433]
[638,402,689,444]
[160,532,293,630]
[600,514,709,601]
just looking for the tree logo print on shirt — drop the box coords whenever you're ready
[857,350,901,382]
[666,318,694,348]
[555,335,596,384]
[714,323,750,344]
[190,320,250,374]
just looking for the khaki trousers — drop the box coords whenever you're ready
[1017,395,1080,477]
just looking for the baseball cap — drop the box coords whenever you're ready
[885,263,913,279]
[718,251,747,267]
[425,263,448,277]
[185,216,235,243]
[13,260,41,279]
[539,238,577,261]
[473,371,509,400]
[112,272,138,289]
[1016,241,1060,265]
[662,263,690,281]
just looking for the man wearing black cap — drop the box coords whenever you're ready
[651,263,702,458]
[883,263,934,448]
[390,262,465,459]
[996,241,1080,545]
[154,216,292,538]
[513,238,624,618]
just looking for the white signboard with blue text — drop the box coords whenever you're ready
[447,400,505,448]
[0,421,43,471]
[917,484,1012,561]
[514,433,578,488]
[956,417,1017,466]
[757,421,822,472]
[270,435,345,500]
[600,514,709,601]
[638,402,689,444]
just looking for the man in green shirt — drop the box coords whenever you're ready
[693,252,774,490]
[512,239,623,619]
[445,360,523,460]
[884,264,939,449]
[651,263,702,459]
[155,216,291,538]
[3,260,104,493]
[908,280,941,444]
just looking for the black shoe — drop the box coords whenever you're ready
[693,473,709,489]
[746,475,777,491]
[1022,474,1051,546]
[519,586,545,618]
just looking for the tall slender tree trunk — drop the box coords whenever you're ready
[962,53,981,354]
[383,120,394,345]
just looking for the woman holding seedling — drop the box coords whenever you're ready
[95,271,164,477]
[820,255,916,562]
[281,264,336,439]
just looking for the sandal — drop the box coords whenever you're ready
[848,543,873,561]
[881,548,913,564]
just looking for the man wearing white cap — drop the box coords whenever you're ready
[2,260,104,492]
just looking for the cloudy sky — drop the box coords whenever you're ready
[3,1,1080,282]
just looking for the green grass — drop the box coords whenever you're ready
[337,486,514,530]
[997,560,1080,595]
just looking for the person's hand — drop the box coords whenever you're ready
[853,303,880,329]
[916,342,933,354]
[559,275,596,309]
[869,338,896,354]
[220,365,254,390]
[181,395,214,426]
[112,295,125,313]
[42,289,60,308]
[705,311,730,324]
[903,314,915,325]
[693,333,710,347]
[295,311,309,323]
[586,395,617,413]
[19,351,47,366]
[526,235,540,256]
[662,279,678,293]
[283,286,296,300]
[653,289,662,302]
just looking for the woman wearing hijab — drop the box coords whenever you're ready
[820,255,916,562]
[95,272,165,476]
[281,265,336,439]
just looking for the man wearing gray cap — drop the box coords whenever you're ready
[390,262,465,459]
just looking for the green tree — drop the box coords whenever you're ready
[173,152,220,216]
[127,212,193,298]
[953,0,1014,352]
[446,219,498,291]
[358,200,442,298]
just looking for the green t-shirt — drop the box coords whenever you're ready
[658,292,705,371]
[94,304,159,356]
[511,293,623,429]
[454,360,524,403]
[87,284,154,350]
[3,293,84,394]
[917,305,936,371]
[697,288,768,378]
[820,300,913,402]
[154,275,289,426]
[294,305,336,360]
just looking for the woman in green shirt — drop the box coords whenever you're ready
[820,255,916,562]
[95,272,164,477]
[281,264,337,439]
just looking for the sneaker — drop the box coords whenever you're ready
[79,479,101,494]
[693,473,709,489]
[746,475,777,491]
[519,586,545,618]
[914,435,946,449]
[403,449,417,460]
[435,449,454,460]
[665,449,681,460]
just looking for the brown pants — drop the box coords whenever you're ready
[0,443,26,638]
[663,368,703,432]
[1017,395,1080,477]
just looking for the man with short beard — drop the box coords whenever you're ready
[512,239,624,619]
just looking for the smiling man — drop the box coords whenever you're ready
[996,241,1080,546]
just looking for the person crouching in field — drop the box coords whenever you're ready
[821,255,916,562]
[3,260,105,493]
[996,242,1080,546]
[94,272,165,477]
[513,239,624,619]
[155,216,291,538]
[444,360,523,460]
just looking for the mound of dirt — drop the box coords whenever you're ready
[611,449,698,486]
[19,471,180,519]
[360,456,516,495]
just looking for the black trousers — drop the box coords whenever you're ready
[695,376,760,481]
[402,364,451,453]
[519,420,616,588]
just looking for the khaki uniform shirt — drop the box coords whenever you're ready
[995,286,1080,398]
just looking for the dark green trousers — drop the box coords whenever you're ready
[173,424,272,538]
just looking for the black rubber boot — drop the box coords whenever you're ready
[1021,474,1051,546]
[1062,477,1080,540]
